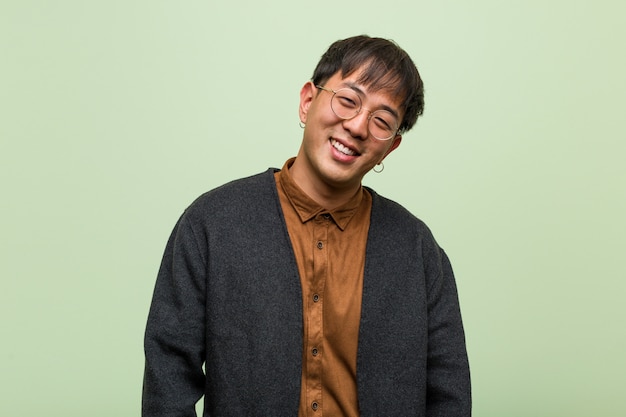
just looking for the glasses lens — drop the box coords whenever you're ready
[331,89,361,119]
[369,110,398,141]
[328,87,398,140]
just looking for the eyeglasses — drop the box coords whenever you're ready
[316,85,400,141]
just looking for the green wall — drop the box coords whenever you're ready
[2,1,625,415]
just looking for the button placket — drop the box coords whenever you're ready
[305,213,329,416]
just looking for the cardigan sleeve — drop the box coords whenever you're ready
[142,214,207,417]
[425,247,472,416]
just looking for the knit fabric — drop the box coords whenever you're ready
[142,168,471,417]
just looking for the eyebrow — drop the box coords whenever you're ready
[339,81,401,120]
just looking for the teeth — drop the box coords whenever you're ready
[331,139,356,156]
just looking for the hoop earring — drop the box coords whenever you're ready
[373,162,384,173]
[299,121,306,129]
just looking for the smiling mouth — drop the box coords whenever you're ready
[331,139,360,156]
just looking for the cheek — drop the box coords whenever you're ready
[374,142,394,156]
[309,100,339,126]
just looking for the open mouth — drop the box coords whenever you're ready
[331,139,360,156]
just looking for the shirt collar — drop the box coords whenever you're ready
[277,157,365,231]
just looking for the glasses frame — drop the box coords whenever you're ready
[315,85,399,141]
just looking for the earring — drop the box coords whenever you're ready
[299,121,306,129]
[373,162,384,173]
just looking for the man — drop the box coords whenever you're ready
[143,35,471,416]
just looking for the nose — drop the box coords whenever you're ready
[341,110,370,140]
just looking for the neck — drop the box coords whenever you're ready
[288,159,360,210]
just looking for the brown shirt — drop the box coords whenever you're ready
[275,158,372,417]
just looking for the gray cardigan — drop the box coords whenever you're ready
[143,168,471,416]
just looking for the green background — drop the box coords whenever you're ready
[2,1,625,415]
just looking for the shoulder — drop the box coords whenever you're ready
[365,187,447,266]
[182,168,280,224]
[366,187,433,237]
[365,188,452,286]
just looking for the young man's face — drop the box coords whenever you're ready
[295,68,403,195]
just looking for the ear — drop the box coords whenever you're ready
[299,81,316,124]
[381,135,402,160]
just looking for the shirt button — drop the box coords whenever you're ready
[317,241,323,249]
[312,347,319,356]
[322,213,330,219]
[311,401,319,411]
[313,294,319,302]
